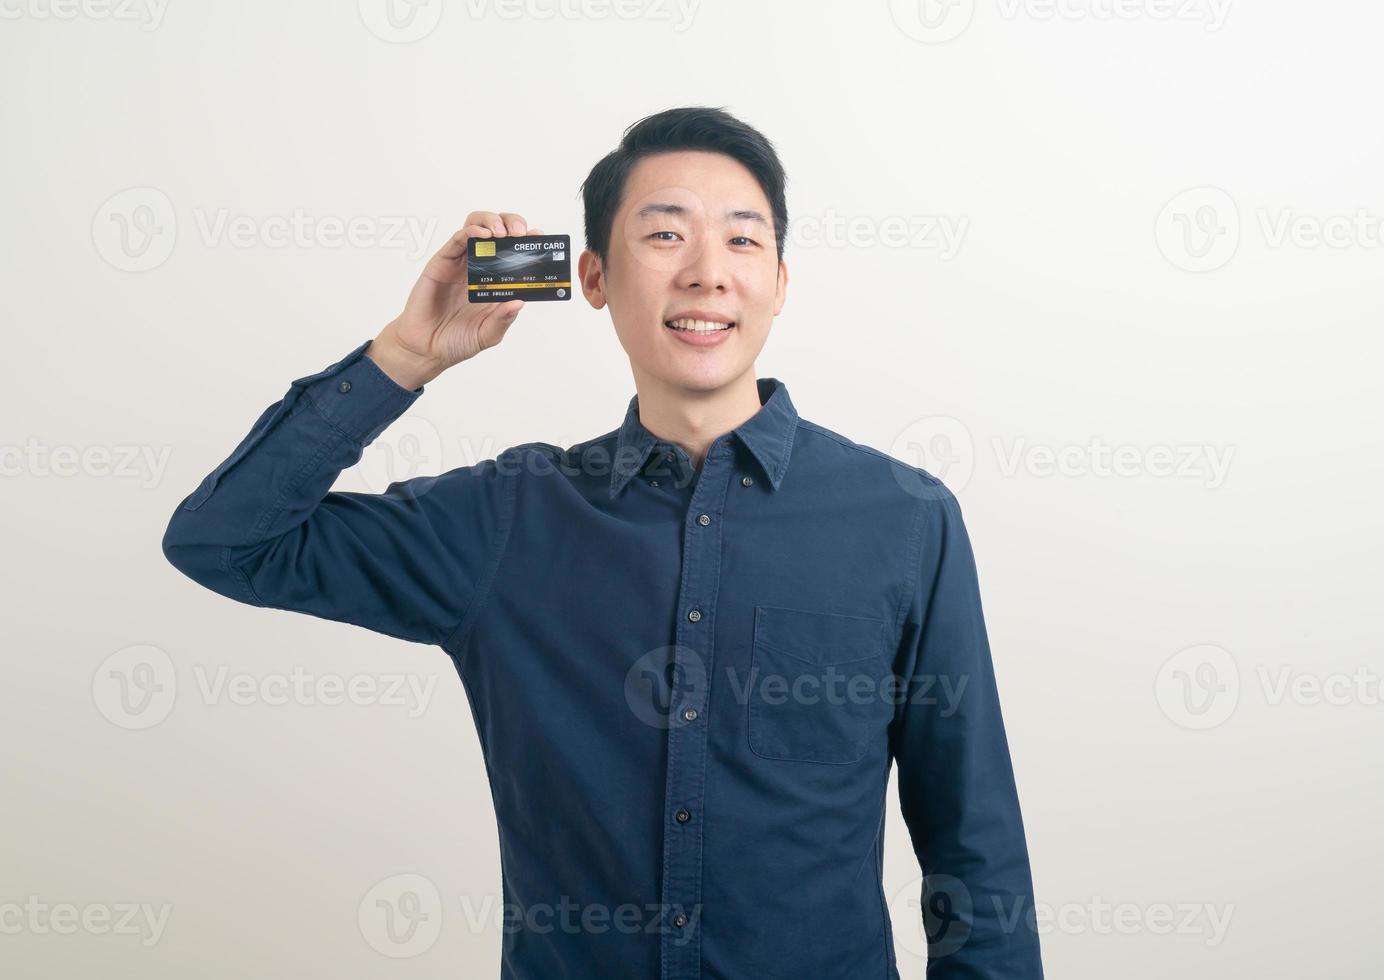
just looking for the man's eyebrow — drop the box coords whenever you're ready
[727,208,769,227]
[636,202,689,219]
[635,202,771,227]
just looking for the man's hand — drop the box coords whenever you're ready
[367,211,542,390]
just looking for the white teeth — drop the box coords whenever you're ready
[666,318,733,333]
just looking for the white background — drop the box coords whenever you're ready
[3,0,1381,976]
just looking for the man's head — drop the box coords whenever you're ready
[578,106,789,395]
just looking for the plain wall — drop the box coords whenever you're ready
[2,1,1380,976]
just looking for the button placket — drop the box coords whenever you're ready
[659,440,731,979]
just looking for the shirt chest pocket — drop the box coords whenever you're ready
[747,605,893,765]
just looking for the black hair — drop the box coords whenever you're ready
[580,105,789,266]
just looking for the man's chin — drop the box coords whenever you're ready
[653,356,754,395]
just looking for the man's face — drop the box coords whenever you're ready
[579,150,788,394]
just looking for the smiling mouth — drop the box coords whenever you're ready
[664,318,736,333]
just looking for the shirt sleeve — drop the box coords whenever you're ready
[161,340,517,648]
[890,479,1044,977]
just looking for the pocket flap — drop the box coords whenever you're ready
[753,605,886,666]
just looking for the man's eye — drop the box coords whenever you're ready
[649,231,682,242]
[730,236,758,247]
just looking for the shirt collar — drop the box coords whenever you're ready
[608,377,799,499]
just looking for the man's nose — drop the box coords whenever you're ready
[677,238,730,291]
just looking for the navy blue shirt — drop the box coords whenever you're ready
[162,340,1043,978]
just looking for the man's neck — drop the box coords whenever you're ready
[630,369,765,471]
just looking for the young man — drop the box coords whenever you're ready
[162,106,1043,978]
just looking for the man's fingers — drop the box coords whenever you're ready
[432,213,536,264]
[478,300,525,350]
[433,223,500,263]
[463,211,504,235]
[482,212,508,237]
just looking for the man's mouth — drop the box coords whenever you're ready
[664,317,736,333]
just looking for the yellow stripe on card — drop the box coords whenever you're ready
[469,282,571,290]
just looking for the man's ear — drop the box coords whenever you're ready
[578,249,606,310]
[773,259,788,316]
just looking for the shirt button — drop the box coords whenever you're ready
[650,479,660,487]
[741,475,754,487]
[673,912,689,928]
[697,513,711,526]
[681,705,698,722]
[675,807,691,824]
[338,381,352,393]
[687,608,701,623]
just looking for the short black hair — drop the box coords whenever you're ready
[580,105,789,265]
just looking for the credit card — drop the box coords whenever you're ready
[467,234,573,303]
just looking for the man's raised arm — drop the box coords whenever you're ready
[162,212,539,647]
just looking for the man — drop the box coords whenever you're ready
[162,106,1043,978]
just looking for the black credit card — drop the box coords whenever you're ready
[467,234,572,303]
